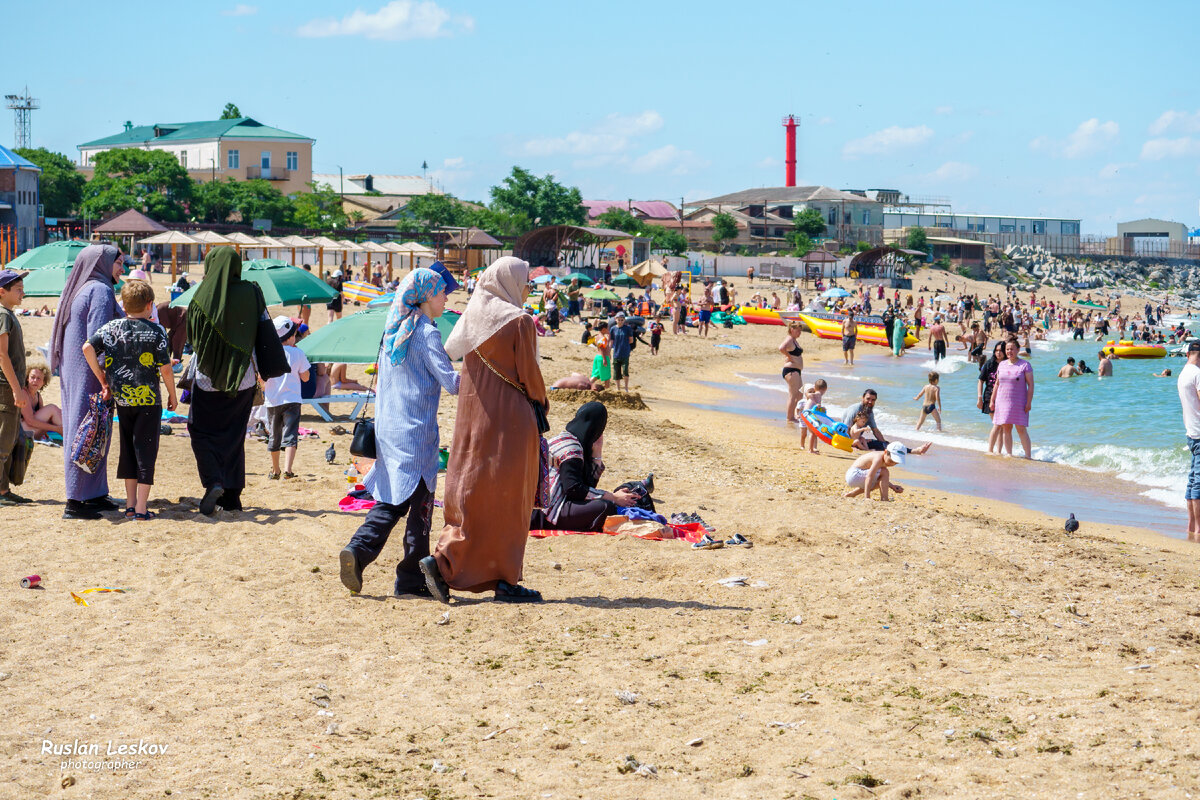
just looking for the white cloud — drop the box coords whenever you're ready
[1063,118,1119,158]
[1030,118,1118,158]
[297,1,473,40]
[758,156,779,168]
[816,116,834,126]
[630,145,707,175]
[934,105,953,116]
[442,156,464,168]
[522,111,664,157]
[842,125,933,159]
[926,161,978,182]
[222,4,257,15]
[1149,109,1200,135]
[1141,137,1200,160]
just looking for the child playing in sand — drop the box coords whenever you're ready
[843,442,906,501]
[591,321,611,389]
[81,279,176,520]
[849,409,873,450]
[913,372,942,431]
[797,379,828,454]
[20,364,63,439]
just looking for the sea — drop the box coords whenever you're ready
[695,319,1196,538]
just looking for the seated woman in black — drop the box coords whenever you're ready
[538,401,637,531]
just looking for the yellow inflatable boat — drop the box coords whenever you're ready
[1104,340,1166,359]
[788,312,920,349]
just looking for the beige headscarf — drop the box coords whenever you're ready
[444,256,530,360]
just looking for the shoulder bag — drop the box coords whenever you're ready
[474,348,550,435]
[349,341,382,459]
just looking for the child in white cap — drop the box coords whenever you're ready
[843,441,907,501]
[262,315,310,479]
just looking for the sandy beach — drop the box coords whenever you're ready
[4,267,1200,799]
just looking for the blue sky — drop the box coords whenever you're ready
[8,0,1199,233]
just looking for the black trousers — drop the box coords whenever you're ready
[535,497,617,532]
[345,480,434,594]
[116,405,161,484]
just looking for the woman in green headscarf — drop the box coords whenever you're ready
[186,247,267,515]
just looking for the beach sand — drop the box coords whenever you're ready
[4,267,1199,799]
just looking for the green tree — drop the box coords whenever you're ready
[193,177,241,223]
[644,224,689,256]
[793,207,827,238]
[403,193,473,231]
[82,148,193,222]
[595,207,642,234]
[489,166,585,231]
[906,226,929,254]
[233,179,291,227]
[711,212,739,251]
[290,182,347,231]
[855,240,872,252]
[220,103,242,120]
[468,206,530,238]
[15,147,85,217]
[787,231,813,256]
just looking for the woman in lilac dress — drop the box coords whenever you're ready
[989,339,1034,459]
[49,244,124,520]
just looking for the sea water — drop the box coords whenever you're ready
[708,326,1195,537]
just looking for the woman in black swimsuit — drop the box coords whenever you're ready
[779,321,805,422]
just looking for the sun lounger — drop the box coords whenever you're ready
[301,392,374,422]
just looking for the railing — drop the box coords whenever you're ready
[245,166,292,181]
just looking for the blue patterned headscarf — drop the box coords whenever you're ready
[382,268,446,366]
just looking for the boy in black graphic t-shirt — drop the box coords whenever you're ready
[82,280,176,520]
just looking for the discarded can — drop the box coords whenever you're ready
[20,575,40,589]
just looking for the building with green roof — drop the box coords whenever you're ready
[79,117,315,195]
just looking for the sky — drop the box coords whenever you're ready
[7,0,1199,234]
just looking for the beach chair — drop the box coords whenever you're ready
[300,392,375,422]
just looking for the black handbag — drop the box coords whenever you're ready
[349,339,382,459]
[252,288,289,380]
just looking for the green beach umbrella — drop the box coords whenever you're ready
[20,264,78,297]
[563,272,595,284]
[610,272,638,287]
[298,308,461,364]
[4,240,91,271]
[170,258,338,308]
[584,288,620,301]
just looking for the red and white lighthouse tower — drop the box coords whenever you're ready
[782,114,798,187]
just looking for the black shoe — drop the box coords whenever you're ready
[339,547,363,593]
[62,500,102,520]
[199,484,223,516]
[494,580,543,603]
[393,584,433,599]
[85,495,122,511]
[419,556,450,605]
[216,491,243,512]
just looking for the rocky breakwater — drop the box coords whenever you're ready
[992,244,1199,299]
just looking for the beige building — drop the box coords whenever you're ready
[78,117,315,196]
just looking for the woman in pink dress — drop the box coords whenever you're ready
[989,339,1035,458]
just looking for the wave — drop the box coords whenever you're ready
[1033,442,1186,508]
[918,354,971,374]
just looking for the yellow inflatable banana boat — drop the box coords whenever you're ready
[1104,340,1166,359]
[788,312,919,349]
[735,306,785,326]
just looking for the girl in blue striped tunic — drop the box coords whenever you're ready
[339,268,460,596]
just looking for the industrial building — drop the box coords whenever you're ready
[883,210,1081,254]
[683,186,884,248]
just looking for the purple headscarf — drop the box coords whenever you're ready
[50,243,121,372]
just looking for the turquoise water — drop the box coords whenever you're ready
[703,318,1198,536]
[824,331,1187,509]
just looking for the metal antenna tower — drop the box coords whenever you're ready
[5,87,40,149]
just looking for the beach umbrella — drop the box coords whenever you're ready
[342,280,384,304]
[933,294,955,303]
[20,264,78,297]
[821,287,851,298]
[169,258,338,307]
[298,308,461,364]
[584,288,621,301]
[529,266,551,280]
[531,273,555,285]
[611,272,638,288]
[138,230,200,280]
[563,271,594,284]
[4,239,90,271]
[277,234,317,267]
